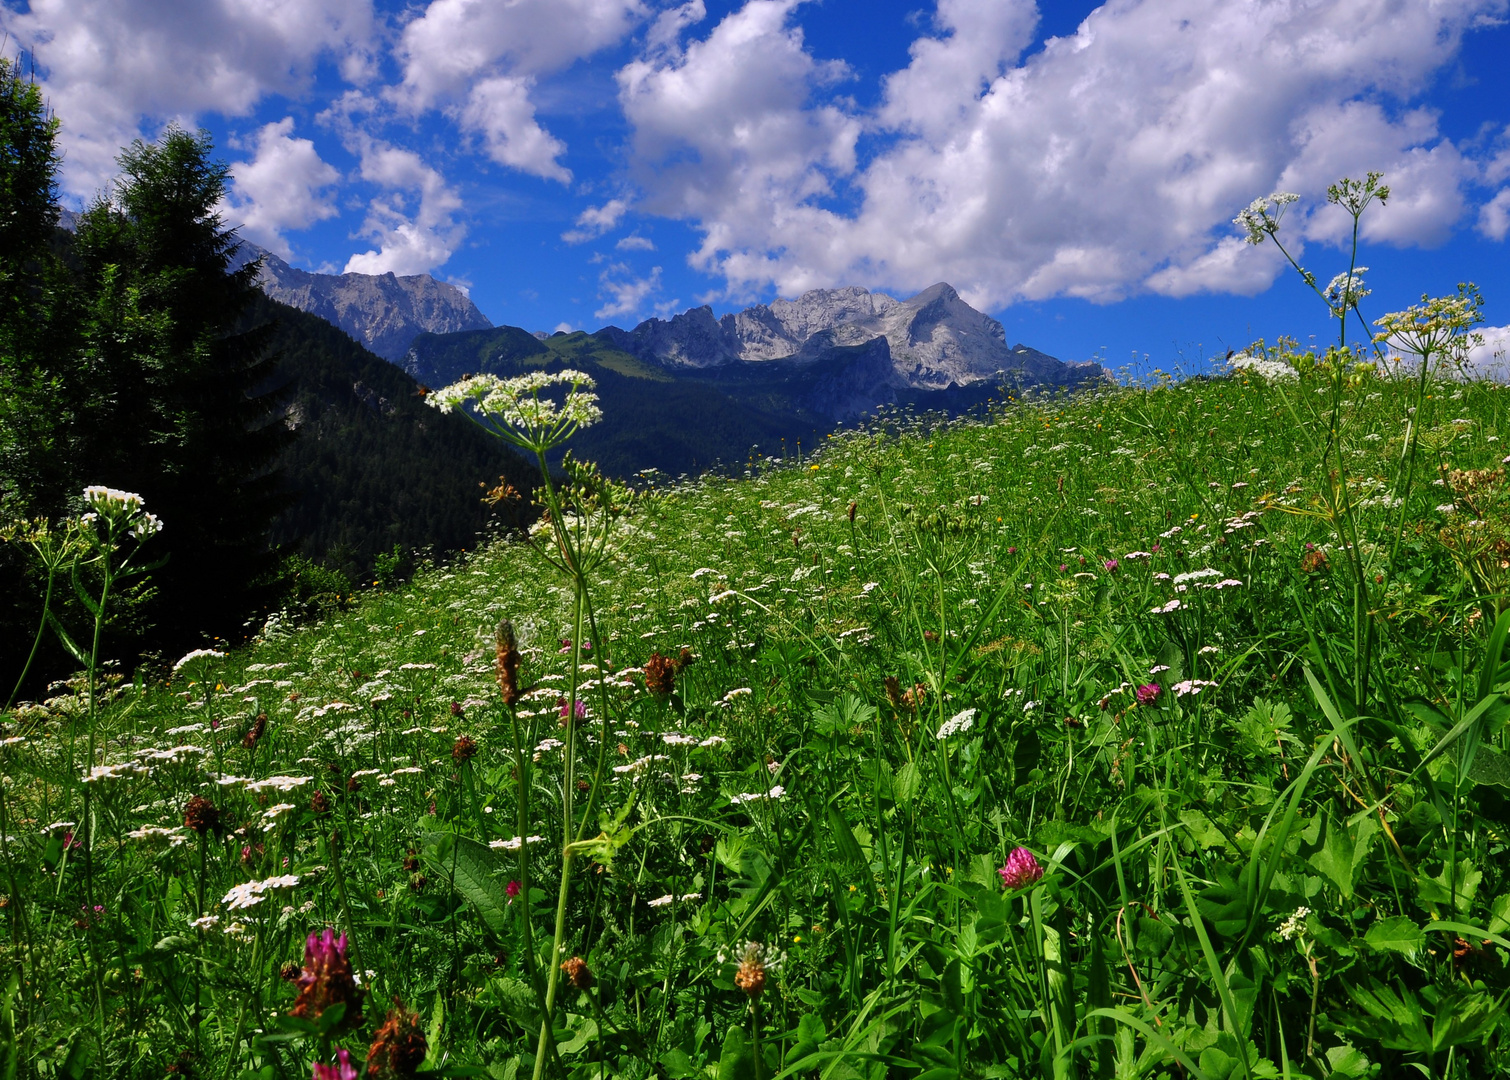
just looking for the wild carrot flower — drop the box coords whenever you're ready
[1135,683,1162,706]
[290,927,364,1028]
[311,1049,357,1080]
[998,847,1043,890]
[366,1001,427,1078]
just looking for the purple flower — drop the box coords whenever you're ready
[1135,683,1162,706]
[312,1049,357,1080]
[506,880,521,902]
[1058,563,1068,572]
[1103,558,1119,572]
[558,698,588,721]
[998,847,1043,890]
[1006,547,1017,555]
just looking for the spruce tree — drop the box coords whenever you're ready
[70,127,291,648]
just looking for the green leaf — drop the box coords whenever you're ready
[659,1049,697,1079]
[46,611,88,665]
[556,1016,597,1055]
[421,833,510,935]
[1488,893,1510,934]
[422,993,445,1070]
[1467,745,1510,788]
[717,1025,756,1080]
[1307,817,1355,900]
[1362,916,1423,955]
[894,760,921,804]
[1322,1045,1371,1080]
[826,804,865,866]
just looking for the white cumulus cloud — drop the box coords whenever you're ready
[595,262,663,321]
[618,0,1507,308]
[393,0,646,182]
[3,0,374,198]
[222,118,340,258]
[343,139,465,277]
[563,198,631,243]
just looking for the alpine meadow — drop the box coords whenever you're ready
[10,16,1510,1080]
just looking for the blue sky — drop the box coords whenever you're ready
[6,0,1509,374]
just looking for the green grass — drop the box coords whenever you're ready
[7,365,1510,1079]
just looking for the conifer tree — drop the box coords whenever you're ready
[69,127,291,647]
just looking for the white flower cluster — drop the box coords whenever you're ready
[427,369,601,447]
[729,785,785,805]
[647,892,702,908]
[936,708,977,740]
[243,775,311,794]
[127,824,190,848]
[82,485,163,539]
[1277,906,1311,942]
[1233,191,1298,245]
[489,835,546,851]
[173,649,226,672]
[223,874,300,911]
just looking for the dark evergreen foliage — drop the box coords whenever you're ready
[63,127,292,648]
[250,292,538,581]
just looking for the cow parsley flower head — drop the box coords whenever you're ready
[427,369,601,451]
[1324,267,1370,317]
[1234,191,1299,245]
[936,708,977,740]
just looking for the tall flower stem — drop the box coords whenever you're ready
[533,584,586,1080]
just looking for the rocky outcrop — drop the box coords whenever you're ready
[234,244,492,361]
[607,282,1106,390]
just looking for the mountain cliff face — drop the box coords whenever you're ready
[602,282,1105,390]
[235,244,493,361]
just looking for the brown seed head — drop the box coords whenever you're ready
[279,960,301,981]
[561,956,594,990]
[452,735,478,763]
[495,619,522,706]
[242,712,267,750]
[183,796,221,837]
[644,651,676,696]
[734,943,767,998]
[884,676,902,709]
[310,790,330,815]
[367,1000,428,1078]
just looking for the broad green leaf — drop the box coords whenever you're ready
[421,833,510,935]
[1363,916,1423,955]
[1307,817,1355,900]
[894,760,921,803]
[717,1025,756,1080]
[1467,745,1510,788]
[1489,893,1510,934]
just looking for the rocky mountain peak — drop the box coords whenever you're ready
[608,282,1104,391]
[232,243,492,361]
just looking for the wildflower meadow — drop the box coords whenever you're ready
[7,179,1510,1079]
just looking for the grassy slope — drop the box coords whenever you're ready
[9,368,1510,1076]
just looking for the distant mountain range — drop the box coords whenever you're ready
[233,242,492,361]
[212,235,1106,477]
[401,284,1106,476]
